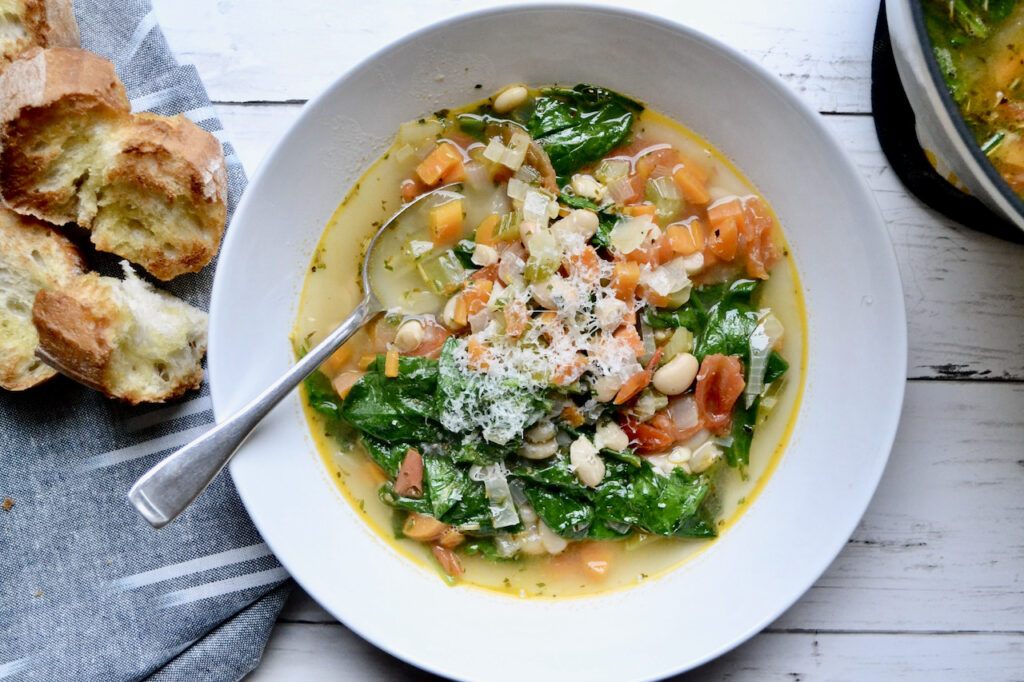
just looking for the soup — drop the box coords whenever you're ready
[924,0,1024,194]
[293,84,805,597]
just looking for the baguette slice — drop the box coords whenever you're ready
[32,261,208,403]
[0,0,79,64]
[0,47,129,226]
[0,47,228,280]
[0,203,84,390]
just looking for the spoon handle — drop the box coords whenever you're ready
[128,296,380,528]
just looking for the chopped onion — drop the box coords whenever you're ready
[607,175,636,204]
[744,319,773,408]
[595,158,630,183]
[609,215,653,253]
[463,160,490,191]
[393,143,415,163]
[469,463,520,528]
[493,533,520,558]
[668,395,699,432]
[641,257,691,297]
[603,520,632,535]
[640,319,656,360]
[404,239,433,260]
[501,130,530,170]
[482,137,506,163]
[514,164,541,184]
[507,177,529,202]
[523,189,554,225]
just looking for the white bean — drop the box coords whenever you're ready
[393,319,424,352]
[652,352,699,395]
[537,520,568,554]
[441,296,464,330]
[493,85,529,113]
[593,375,621,403]
[551,209,599,241]
[570,436,605,488]
[518,439,559,460]
[570,174,606,201]
[525,420,556,443]
[594,420,629,452]
[594,297,627,331]
[472,243,499,266]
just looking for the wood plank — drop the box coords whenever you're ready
[274,381,1024,634]
[152,0,875,114]
[215,103,1024,380]
[248,624,1024,680]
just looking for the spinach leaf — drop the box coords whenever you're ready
[724,397,759,468]
[642,283,724,330]
[523,485,594,539]
[559,192,601,211]
[423,456,466,518]
[378,482,432,515]
[694,279,760,361]
[362,436,408,478]
[527,84,641,177]
[511,455,592,494]
[587,517,632,540]
[463,538,513,561]
[632,467,711,535]
[764,350,789,385]
[303,369,343,421]
[448,435,511,466]
[451,239,478,270]
[441,476,519,534]
[674,505,719,539]
[341,354,445,442]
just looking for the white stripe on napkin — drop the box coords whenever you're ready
[0,657,32,679]
[182,105,220,124]
[129,87,177,112]
[124,10,158,65]
[110,543,273,591]
[126,394,213,432]
[78,424,210,471]
[158,567,289,608]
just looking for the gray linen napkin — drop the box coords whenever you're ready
[0,2,292,680]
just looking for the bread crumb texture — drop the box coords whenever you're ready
[0,204,84,390]
[0,47,228,280]
[1,497,13,511]
[32,262,208,403]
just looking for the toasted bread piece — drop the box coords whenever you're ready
[0,47,228,280]
[0,203,84,389]
[32,261,208,403]
[0,47,129,225]
[0,0,79,64]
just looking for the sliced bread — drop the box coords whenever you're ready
[32,261,208,403]
[0,47,228,280]
[0,203,84,390]
[0,0,79,64]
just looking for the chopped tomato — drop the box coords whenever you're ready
[431,544,464,578]
[613,368,652,404]
[330,370,364,399]
[695,354,746,436]
[619,414,675,453]
[394,448,424,498]
[407,320,449,359]
[740,197,779,280]
[635,147,677,181]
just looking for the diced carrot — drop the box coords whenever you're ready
[614,325,645,357]
[358,354,377,370]
[394,448,424,498]
[462,279,493,316]
[505,300,527,338]
[613,368,652,405]
[330,370,364,398]
[645,291,671,308]
[438,527,465,549]
[706,198,745,230]
[553,354,588,387]
[431,544,464,578]
[672,165,710,205]
[708,216,738,261]
[416,142,462,186]
[635,148,677,181]
[466,336,490,370]
[320,343,353,377]
[677,154,710,183]
[475,213,499,246]
[470,263,499,284]
[453,295,468,327]
[560,404,586,428]
[651,233,675,265]
[566,245,601,283]
[611,261,640,300]
[384,348,400,377]
[623,204,657,218]
[440,155,466,183]
[667,220,706,256]
[429,198,463,245]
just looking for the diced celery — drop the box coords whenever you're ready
[495,211,521,241]
[645,176,684,225]
[523,230,561,282]
[523,190,554,225]
[595,158,630,184]
[514,164,541,185]
[659,327,693,365]
[417,250,467,294]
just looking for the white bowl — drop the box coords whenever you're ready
[209,5,906,680]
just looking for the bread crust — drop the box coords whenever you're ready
[0,204,85,390]
[1,0,81,64]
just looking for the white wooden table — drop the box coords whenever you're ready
[150,1,1024,678]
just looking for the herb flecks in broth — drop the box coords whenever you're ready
[294,84,804,596]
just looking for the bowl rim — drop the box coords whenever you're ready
[210,4,908,678]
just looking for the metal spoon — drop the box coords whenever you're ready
[128,185,463,528]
